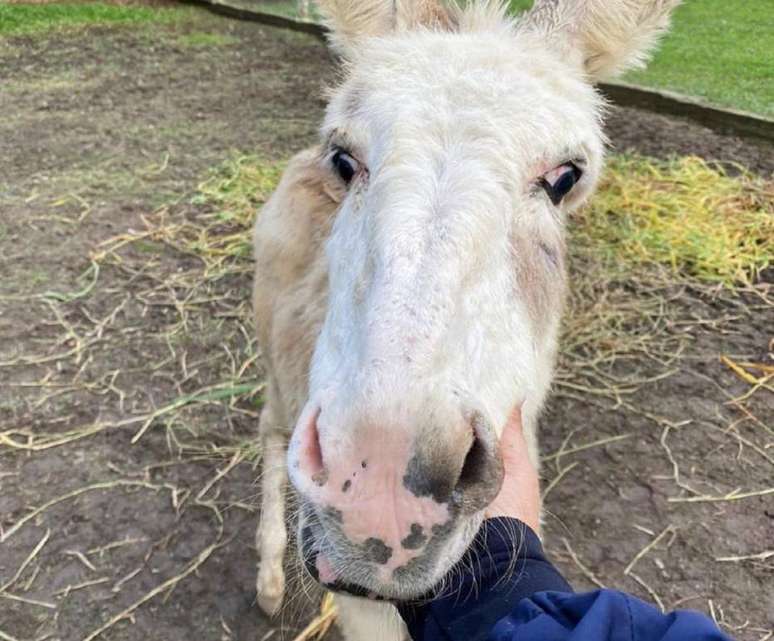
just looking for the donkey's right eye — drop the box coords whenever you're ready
[332,150,360,185]
[539,162,583,205]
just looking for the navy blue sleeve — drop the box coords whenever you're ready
[397,518,732,641]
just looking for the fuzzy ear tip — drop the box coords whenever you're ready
[314,0,455,58]
[523,0,681,81]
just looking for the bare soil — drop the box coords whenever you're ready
[0,11,771,641]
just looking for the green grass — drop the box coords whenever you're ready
[0,3,193,37]
[623,0,773,117]
[508,0,773,117]
[177,31,239,47]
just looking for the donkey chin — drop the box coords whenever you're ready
[297,499,483,600]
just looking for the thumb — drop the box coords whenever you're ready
[485,406,541,532]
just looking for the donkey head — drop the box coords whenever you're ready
[288,0,679,599]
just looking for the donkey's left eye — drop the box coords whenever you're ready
[332,149,360,185]
[540,162,583,205]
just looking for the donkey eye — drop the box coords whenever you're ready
[540,162,583,205]
[331,149,360,185]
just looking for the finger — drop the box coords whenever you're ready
[499,405,532,467]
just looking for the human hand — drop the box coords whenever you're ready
[484,406,541,533]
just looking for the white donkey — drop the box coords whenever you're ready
[252,1,678,639]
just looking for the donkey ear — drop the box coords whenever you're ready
[315,0,394,57]
[393,0,454,31]
[316,0,451,58]
[519,0,681,81]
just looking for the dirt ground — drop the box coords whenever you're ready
[1,11,772,641]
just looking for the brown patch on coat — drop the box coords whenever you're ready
[510,231,567,342]
[253,147,341,428]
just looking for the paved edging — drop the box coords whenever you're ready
[185,0,774,143]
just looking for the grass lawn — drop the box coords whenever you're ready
[509,0,773,118]
[2,1,771,117]
[623,0,773,117]
[0,3,194,36]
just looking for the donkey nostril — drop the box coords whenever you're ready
[453,414,504,513]
[297,408,327,486]
[457,433,488,491]
[457,435,484,488]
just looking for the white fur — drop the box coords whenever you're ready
[310,25,604,464]
[252,1,679,638]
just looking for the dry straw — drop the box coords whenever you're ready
[2,152,771,640]
[578,155,772,286]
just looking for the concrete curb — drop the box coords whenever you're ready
[187,0,774,144]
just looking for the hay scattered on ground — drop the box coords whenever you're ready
[578,155,773,286]
[545,156,771,430]
[2,151,771,640]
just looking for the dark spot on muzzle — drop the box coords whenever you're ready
[363,537,392,564]
[301,527,388,600]
[401,523,427,550]
[393,518,456,583]
[342,480,351,492]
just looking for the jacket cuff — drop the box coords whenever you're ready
[396,518,572,641]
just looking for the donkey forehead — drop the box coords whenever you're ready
[325,31,603,168]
